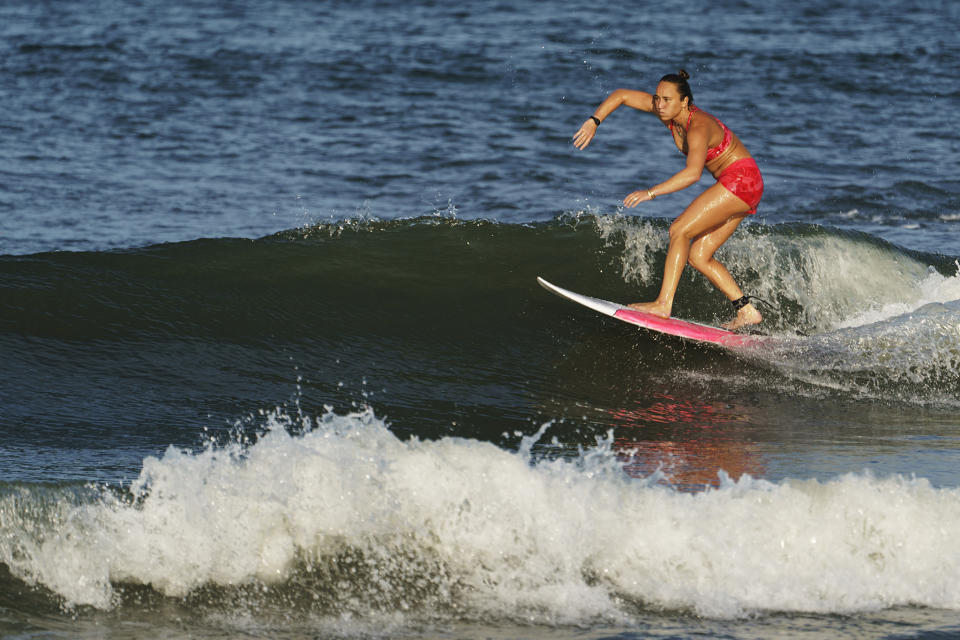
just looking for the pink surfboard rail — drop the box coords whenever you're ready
[537,276,766,348]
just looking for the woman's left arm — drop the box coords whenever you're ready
[623,119,709,208]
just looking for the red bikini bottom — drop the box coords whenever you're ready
[717,157,763,214]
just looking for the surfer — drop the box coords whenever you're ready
[573,70,764,331]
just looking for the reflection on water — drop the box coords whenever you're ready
[606,393,767,490]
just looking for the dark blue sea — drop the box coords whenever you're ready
[3,1,960,638]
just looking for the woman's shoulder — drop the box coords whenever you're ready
[692,106,723,126]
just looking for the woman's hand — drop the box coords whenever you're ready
[572,119,598,150]
[624,189,655,208]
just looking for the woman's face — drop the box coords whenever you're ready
[653,82,687,122]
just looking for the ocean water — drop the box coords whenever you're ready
[2,0,960,638]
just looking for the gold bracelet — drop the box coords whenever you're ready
[647,189,656,199]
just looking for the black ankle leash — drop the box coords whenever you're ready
[731,294,774,311]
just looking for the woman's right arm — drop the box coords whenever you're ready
[573,89,654,150]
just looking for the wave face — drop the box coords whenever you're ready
[3,215,958,411]
[4,408,960,628]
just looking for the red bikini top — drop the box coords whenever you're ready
[669,106,732,162]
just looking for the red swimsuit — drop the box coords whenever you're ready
[670,106,764,215]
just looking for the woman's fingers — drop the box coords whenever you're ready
[572,120,597,149]
[572,129,591,149]
[623,190,652,208]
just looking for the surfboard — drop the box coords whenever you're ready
[537,276,766,348]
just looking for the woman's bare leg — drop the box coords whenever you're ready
[629,184,754,324]
[688,205,762,330]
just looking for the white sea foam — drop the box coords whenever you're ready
[4,409,960,621]
[722,231,954,334]
[598,216,959,335]
[835,261,960,329]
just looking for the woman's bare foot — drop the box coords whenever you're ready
[723,303,762,331]
[627,301,671,318]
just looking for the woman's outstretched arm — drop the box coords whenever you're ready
[572,89,655,150]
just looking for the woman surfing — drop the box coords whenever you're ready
[573,70,764,331]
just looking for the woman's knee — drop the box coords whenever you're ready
[668,219,695,243]
[687,250,712,272]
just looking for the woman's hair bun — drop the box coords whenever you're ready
[678,69,690,81]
